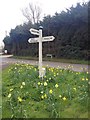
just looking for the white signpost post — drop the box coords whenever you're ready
[28,26,55,78]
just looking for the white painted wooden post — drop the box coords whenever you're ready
[39,27,42,77]
[28,26,55,78]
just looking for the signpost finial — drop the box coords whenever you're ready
[39,26,43,29]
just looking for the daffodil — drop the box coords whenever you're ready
[49,89,53,94]
[49,77,51,80]
[82,78,85,81]
[22,82,25,86]
[59,95,62,98]
[38,75,40,78]
[20,85,23,89]
[57,73,59,75]
[76,72,78,75]
[8,93,11,98]
[86,78,88,81]
[55,84,59,88]
[15,67,17,70]
[44,76,46,78]
[44,82,47,86]
[18,97,22,102]
[41,91,43,94]
[51,70,53,72]
[87,72,88,74]
[41,95,44,99]
[63,97,66,101]
[73,88,76,91]
[60,70,62,72]
[54,74,56,77]
[41,83,43,85]
[38,82,40,85]
[10,88,13,92]
[44,94,47,98]
[34,68,37,71]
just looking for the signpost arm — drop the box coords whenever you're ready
[39,27,42,77]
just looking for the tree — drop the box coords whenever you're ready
[3,2,89,60]
[22,3,41,24]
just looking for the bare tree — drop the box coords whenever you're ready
[22,3,41,24]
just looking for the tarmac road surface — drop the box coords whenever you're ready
[0,55,89,73]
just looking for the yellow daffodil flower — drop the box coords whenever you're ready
[63,97,66,101]
[41,95,44,99]
[82,78,85,81]
[38,75,40,78]
[10,88,13,92]
[41,91,43,94]
[59,95,62,98]
[8,93,11,98]
[44,94,47,98]
[54,74,56,77]
[76,72,78,75]
[51,70,53,72]
[86,78,88,81]
[44,82,47,86]
[55,84,59,88]
[38,82,41,85]
[44,76,46,78]
[15,67,17,70]
[41,83,43,85]
[22,82,25,86]
[57,73,59,75]
[73,88,76,91]
[87,72,88,74]
[18,97,22,102]
[20,85,23,89]
[49,78,51,80]
[49,89,53,94]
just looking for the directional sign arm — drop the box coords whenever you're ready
[30,28,39,36]
[42,36,55,42]
[28,38,39,43]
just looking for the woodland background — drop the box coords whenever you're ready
[3,2,89,60]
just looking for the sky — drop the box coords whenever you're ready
[0,0,88,47]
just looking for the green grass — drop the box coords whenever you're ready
[2,64,90,118]
[11,56,90,65]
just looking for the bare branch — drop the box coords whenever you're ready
[22,3,41,24]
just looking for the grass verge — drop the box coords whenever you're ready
[2,64,90,118]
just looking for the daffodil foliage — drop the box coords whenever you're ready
[2,64,89,118]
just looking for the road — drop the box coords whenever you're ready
[0,55,89,72]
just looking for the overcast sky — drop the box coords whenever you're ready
[0,0,88,47]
